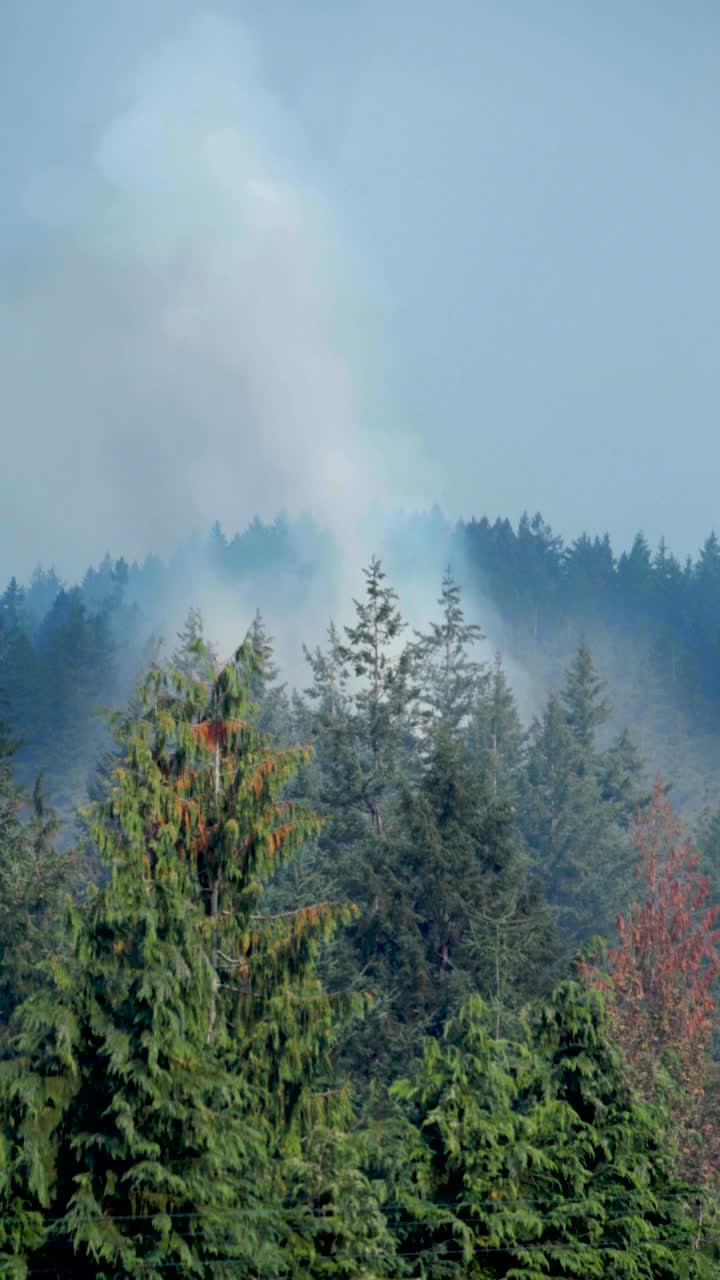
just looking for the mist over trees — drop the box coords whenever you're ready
[5,509,720,814]
[1,510,720,1273]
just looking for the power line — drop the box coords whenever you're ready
[3,1186,706,1228]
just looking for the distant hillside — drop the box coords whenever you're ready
[1,509,720,823]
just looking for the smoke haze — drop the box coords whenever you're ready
[4,1,720,584]
[2,11,379,582]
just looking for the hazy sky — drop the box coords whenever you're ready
[3,0,720,580]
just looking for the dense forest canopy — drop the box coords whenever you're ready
[1,509,720,1275]
[3,509,720,818]
[5,2,720,1272]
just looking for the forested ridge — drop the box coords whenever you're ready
[1,511,720,1276]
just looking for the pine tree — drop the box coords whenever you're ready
[0,596,40,787]
[335,556,415,837]
[245,611,291,740]
[0,700,73,1031]
[392,727,554,1043]
[170,606,218,682]
[561,638,610,755]
[24,565,63,635]
[207,519,228,571]
[0,641,394,1277]
[466,652,523,800]
[33,589,118,816]
[412,568,485,737]
[519,693,599,940]
[293,563,420,1077]
[519,644,644,949]
[388,982,710,1278]
[599,727,647,825]
[300,621,366,853]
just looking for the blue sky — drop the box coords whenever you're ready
[2,1,719,578]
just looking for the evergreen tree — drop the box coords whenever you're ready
[466,652,524,800]
[519,644,644,949]
[0,597,40,785]
[207,519,228,571]
[412,568,485,736]
[33,590,117,815]
[519,693,603,942]
[170,606,218,682]
[295,562,419,1076]
[615,531,653,620]
[0,700,74,1030]
[388,983,711,1278]
[563,531,615,620]
[300,619,373,854]
[245,611,292,740]
[599,727,646,824]
[334,556,415,837]
[0,642,394,1278]
[23,566,63,635]
[561,638,610,755]
[391,728,554,1043]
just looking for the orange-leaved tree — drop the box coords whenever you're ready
[583,779,720,1180]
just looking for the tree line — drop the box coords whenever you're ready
[0,555,719,1275]
[5,508,720,822]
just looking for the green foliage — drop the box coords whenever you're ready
[388,982,712,1277]
[562,639,610,751]
[412,568,486,736]
[170,606,218,682]
[298,569,556,1080]
[519,643,644,947]
[466,653,524,801]
[334,556,416,837]
[391,728,554,1044]
[0,640,391,1277]
[244,611,292,740]
[1,537,718,1275]
[0,701,74,1031]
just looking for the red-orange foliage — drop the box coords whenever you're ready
[190,718,245,750]
[584,779,720,1178]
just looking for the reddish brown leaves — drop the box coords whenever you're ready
[267,822,297,855]
[583,779,720,1178]
[189,719,246,750]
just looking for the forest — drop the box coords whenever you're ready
[1,510,720,1277]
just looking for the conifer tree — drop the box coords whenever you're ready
[412,568,485,736]
[170,606,218,682]
[334,556,415,837]
[245,611,291,739]
[388,982,710,1278]
[391,727,553,1043]
[0,701,73,1031]
[301,621,361,845]
[561,638,610,754]
[519,693,602,941]
[519,643,645,949]
[599,726,646,824]
[0,597,40,785]
[33,589,118,815]
[297,564,417,1074]
[23,565,63,634]
[466,652,524,800]
[0,641,394,1278]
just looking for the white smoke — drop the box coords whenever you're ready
[1,13,379,583]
